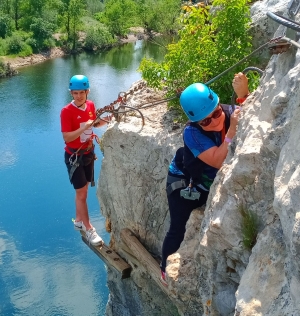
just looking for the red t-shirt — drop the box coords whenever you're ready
[60,100,96,153]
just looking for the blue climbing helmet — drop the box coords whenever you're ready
[69,75,90,90]
[180,83,219,122]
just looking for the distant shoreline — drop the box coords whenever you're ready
[1,30,150,71]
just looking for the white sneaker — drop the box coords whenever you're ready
[86,228,103,246]
[73,220,86,232]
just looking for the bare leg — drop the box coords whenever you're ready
[75,183,92,230]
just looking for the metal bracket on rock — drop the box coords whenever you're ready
[288,0,300,17]
[267,5,300,55]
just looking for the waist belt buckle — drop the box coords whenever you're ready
[180,186,201,200]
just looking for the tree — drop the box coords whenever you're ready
[134,0,181,34]
[156,0,181,34]
[0,14,13,38]
[69,0,85,50]
[12,0,23,30]
[30,17,55,49]
[0,0,12,15]
[85,24,114,50]
[139,0,253,114]
[99,0,137,37]
[86,0,104,16]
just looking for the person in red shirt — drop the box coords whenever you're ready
[60,75,111,246]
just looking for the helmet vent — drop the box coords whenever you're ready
[188,111,194,116]
[207,87,214,100]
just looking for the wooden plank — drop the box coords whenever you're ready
[80,231,132,279]
[120,228,168,292]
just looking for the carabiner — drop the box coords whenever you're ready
[69,153,77,166]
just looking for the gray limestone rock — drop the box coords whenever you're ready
[97,0,300,315]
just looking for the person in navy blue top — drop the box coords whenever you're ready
[160,73,250,286]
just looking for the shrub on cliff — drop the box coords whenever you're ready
[139,0,253,112]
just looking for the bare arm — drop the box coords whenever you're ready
[93,105,114,128]
[62,120,93,143]
[93,114,113,128]
[198,72,247,168]
[197,109,240,169]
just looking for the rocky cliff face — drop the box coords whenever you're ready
[97,0,300,315]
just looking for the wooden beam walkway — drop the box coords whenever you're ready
[120,228,168,293]
[80,231,132,279]
[81,228,169,293]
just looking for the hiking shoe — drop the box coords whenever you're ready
[86,228,103,246]
[73,220,86,232]
[160,270,168,286]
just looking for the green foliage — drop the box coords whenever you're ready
[25,37,38,52]
[0,0,184,56]
[16,43,32,56]
[7,34,25,54]
[68,0,86,50]
[135,0,181,34]
[247,70,261,95]
[0,58,16,77]
[139,57,167,89]
[0,14,13,38]
[7,33,32,56]
[239,204,259,250]
[87,0,104,16]
[30,17,55,49]
[139,0,254,114]
[99,0,137,36]
[85,24,115,51]
[0,38,8,55]
[41,37,55,50]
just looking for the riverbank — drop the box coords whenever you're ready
[1,28,149,71]
[1,47,65,69]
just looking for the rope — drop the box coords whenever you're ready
[204,40,276,86]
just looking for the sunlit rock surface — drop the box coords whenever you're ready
[97,1,300,315]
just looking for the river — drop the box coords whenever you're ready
[0,40,165,316]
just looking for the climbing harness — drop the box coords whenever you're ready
[68,134,100,187]
[166,175,188,196]
[179,178,201,201]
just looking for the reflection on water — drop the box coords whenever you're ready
[0,231,106,315]
[0,40,165,315]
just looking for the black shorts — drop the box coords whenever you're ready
[64,151,95,190]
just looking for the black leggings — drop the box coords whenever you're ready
[161,185,209,272]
